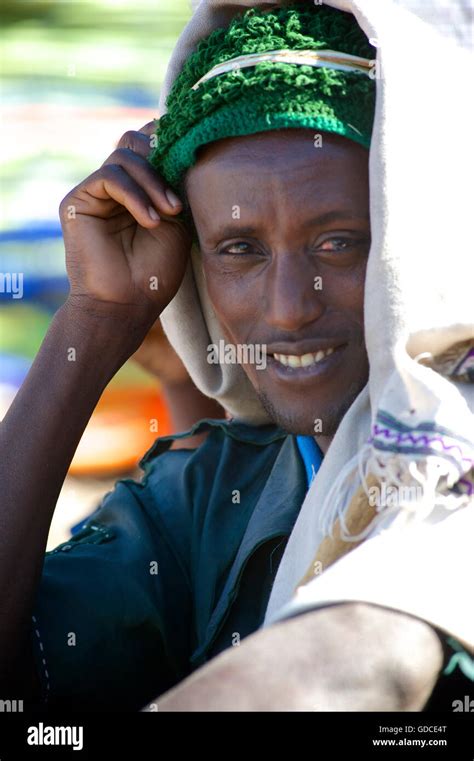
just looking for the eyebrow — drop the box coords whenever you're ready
[206,211,370,241]
[208,225,259,240]
[301,211,371,228]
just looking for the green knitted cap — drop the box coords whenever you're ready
[149,4,376,191]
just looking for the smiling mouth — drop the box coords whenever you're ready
[272,346,336,368]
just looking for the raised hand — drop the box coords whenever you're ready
[59,120,192,328]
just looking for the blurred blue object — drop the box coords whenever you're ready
[0,352,31,388]
[0,222,63,243]
[0,222,69,310]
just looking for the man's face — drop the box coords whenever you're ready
[185,129,370,441]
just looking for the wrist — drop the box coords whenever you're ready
[62,294,158,359]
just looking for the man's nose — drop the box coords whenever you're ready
[263,252,325,332]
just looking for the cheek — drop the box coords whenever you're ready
[321,260,367,323]
[202,259,261,340]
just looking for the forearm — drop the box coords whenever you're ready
[151,604,443,711]
[0,297,146,678]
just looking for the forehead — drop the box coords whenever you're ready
[185,129,369,224]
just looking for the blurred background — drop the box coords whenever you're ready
[0,0,192,547]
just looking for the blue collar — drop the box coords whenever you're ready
[295,435,323,489]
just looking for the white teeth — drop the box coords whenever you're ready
[273,348,336,368]
[300,353,315,367]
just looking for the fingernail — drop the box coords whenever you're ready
[148,206,160,221]
[165,189,181,208]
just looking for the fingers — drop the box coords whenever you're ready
[113,119,182,214]
[116,129,152,158]
[60,164,164,230]
[116,120,158,157]
[138,120,159,136]
[60,118,183,231]
[102,148,182,214]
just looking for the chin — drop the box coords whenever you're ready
[256,391,328,436]
[256,379,366,438]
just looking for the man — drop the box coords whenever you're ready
[0,3,471,711]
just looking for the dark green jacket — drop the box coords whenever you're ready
[31,417,471,711]
[32,418,307,711]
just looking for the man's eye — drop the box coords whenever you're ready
[221,242,255,255]
[317,237,360,252]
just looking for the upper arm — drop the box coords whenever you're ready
[152,602,444,712]
[29,479,191,711]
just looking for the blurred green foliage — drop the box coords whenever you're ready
[1,0,191,94]
[0,0,191,378]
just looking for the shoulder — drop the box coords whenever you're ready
[139,416,287,470]
[137,416,288,509]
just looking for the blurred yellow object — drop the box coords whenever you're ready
[69,385,171,476]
